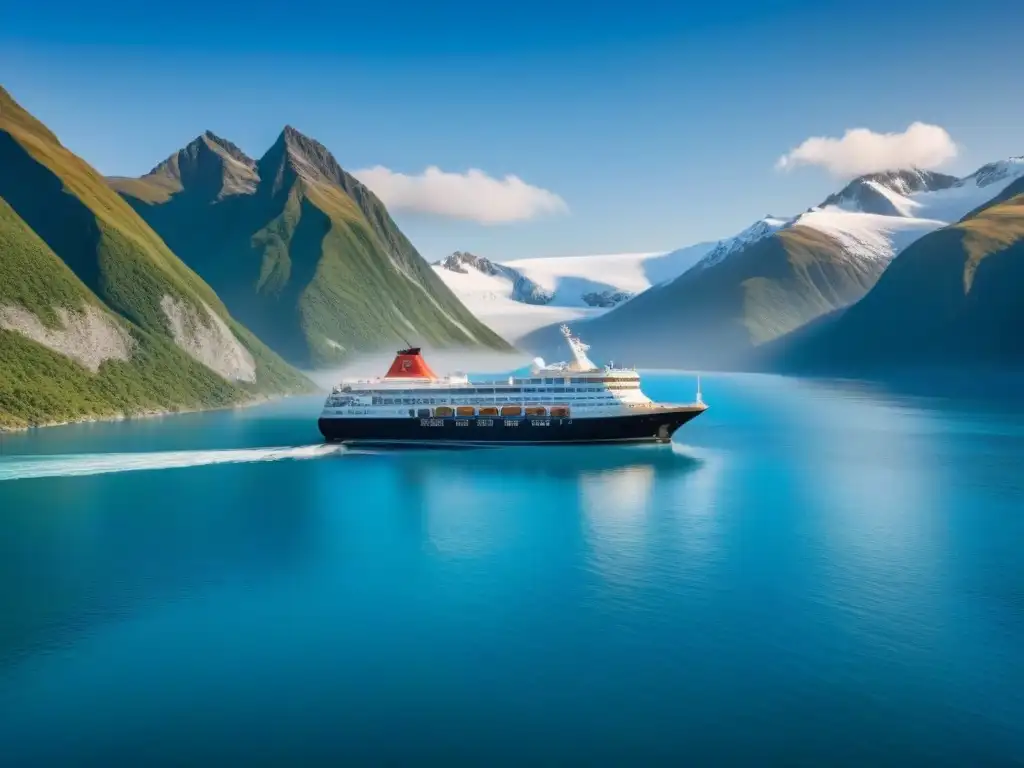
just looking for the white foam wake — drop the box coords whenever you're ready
[0,443,347,482]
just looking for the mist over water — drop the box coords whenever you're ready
[0,373,1022,765]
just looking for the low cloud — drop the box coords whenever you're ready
[776,122,958,177]
[352,165,568,224]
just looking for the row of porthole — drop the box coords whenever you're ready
[409,406,571,419]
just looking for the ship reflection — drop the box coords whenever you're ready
[384,444,712,562]
[390,443,703,484]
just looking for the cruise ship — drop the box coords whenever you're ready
[318,325,707,446]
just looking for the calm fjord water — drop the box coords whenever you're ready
[1,373,1022,765]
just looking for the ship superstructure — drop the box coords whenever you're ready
[318,325,706,446]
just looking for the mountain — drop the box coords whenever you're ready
[817,161,1024,222]
[691,216,788,271]
[819,170,959,216]
[110,128,510,367]
[518,158,1024,370]
[435,252,554,305]
[767,174,1024,374]
[520,224,890,369]
[0,87,311,430]
[432,245,714,342]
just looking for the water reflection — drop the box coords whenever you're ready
[579,464,656,590]
[370,445,709,565]
[667,442,726,562]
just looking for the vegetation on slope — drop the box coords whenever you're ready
[0,87,313,428]
[0,200,241,429]
[768,179,1024,374]
[112,126,511,367]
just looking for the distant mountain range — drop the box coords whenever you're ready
[766,173,1024,373]
[518,157,1024,371]
[110,128,510,368]
[0,86,508,429]
[432,246,714,341]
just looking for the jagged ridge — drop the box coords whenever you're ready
[112,127,511,367]
[0,86,312,429]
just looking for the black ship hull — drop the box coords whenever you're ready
[318,408,706,447]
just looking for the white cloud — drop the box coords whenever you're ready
[352,165,568,224]
[776,122,958,177]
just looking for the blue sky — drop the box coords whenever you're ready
[3,0,1022,260]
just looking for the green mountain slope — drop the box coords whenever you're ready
[0,87,311,429]
[111,127,511,367]
[768,177,1024,373]
[520,224,884,370]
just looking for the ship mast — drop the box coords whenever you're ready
[560,325,597,372]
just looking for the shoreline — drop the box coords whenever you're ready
[0,389,325,435]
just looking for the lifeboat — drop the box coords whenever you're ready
[434,406,454,417]
[479,407,499,416]
[416,408,431,418]
[456,406,475,417]
[550,406,570,418]
[500,405,523,417]
[525,406,547,417]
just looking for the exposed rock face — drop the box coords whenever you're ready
[0,304,134,372]
[160,295,256,382]
[435,251,555,305]
[112,128,510,367]
[581,290,634,308]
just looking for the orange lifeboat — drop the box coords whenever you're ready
[434,406,454,417]
[479,407,499,417]
[525,406,547,417]
[456,406,475,417]
[500,405,522,417]
[550,406,570,418]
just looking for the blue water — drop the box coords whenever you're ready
[1,373,1022,765]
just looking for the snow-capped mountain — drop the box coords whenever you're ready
[436,252,553,305]
[818,159,1024,223]
[432,247,714,342]
[693,216,788,271]
[685,157,1024,277]
[517,154,1024,370]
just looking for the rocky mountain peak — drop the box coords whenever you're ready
[257,125,365,200]
[274,125,347,184]
[436,251,500,275]
[819,168,958,216]
[966,157,1024,189]
[143,131,258,200]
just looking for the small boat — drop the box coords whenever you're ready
[550,406,570,418]
[525,406,547,417]
[434,406,454,417]
[479,407,499,417]
[500,405,523,417]
[456,406,476,417]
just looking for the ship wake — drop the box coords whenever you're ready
[0,444,348,482]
